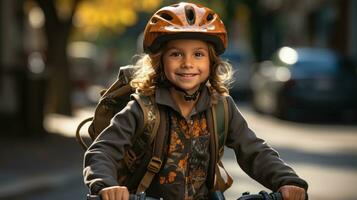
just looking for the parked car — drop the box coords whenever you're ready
[250,47,357,120]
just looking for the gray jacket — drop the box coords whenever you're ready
[83,86,308,196]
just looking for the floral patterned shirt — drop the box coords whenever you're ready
[148,110,211,200]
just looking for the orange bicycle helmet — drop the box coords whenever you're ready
[143,2,228,55]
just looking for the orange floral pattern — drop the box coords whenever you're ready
[157,112,210,199]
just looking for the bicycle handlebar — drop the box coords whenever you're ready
[87,191,226,200]
[88,190,306,200]
[87,193,162,200]
[87,191,279,200]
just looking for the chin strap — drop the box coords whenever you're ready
[159,77,208,101]
[172,81,206,101]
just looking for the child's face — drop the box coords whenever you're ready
[162,39,210,94]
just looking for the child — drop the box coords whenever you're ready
[83,2,308,200]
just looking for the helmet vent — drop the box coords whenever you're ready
[206,13,214,21]
[185,6,195,25]
[151,18,157,24]
[160,13,173,21]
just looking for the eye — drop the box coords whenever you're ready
[194,51,205,58]
[169,51,183,57]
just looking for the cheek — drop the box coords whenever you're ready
[202,62,211,78]
[203,69,210,80]
[163,58,179,75]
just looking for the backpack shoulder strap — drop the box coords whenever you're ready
[212,96,229,158]
[211,96,233,191]
[126,94,167,193]
[130,93,160,145]
[136,105,167,193]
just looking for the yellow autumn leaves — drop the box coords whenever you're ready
[75,0,162,32]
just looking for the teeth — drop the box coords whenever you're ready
[179,74,195,77]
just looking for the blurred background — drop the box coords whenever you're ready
[0,0,356,199]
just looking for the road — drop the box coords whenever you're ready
[223,102,357,200]
[37,102,357,200]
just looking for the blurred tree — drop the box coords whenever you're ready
[35,0,80,115]
[33,0,161,115]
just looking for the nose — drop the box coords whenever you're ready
[182,55,194,68]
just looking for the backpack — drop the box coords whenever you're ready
[76,65,233,193]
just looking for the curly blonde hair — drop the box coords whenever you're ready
[130,43,233,97]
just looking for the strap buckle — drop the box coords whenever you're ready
[147,156,162,173]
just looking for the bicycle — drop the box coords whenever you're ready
[87,190,285,200]
[87,192,162,200]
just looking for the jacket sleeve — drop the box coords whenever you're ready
[224,96,308,191]
[83,99,144,194]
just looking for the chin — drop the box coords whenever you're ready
[181,86,200,93]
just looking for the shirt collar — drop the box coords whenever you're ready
[155,86,212,116]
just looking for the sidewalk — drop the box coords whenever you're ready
[0,108,94,199]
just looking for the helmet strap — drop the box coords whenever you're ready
[172,80,206,101]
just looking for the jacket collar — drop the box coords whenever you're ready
[155,86,212,117]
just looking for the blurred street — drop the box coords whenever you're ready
[1,102,356,200]
[1,0,357,200]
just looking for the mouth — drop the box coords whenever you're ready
[176,73,199,77]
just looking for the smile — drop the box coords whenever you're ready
[176,73,198,77]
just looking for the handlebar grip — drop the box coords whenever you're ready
[267,192,282,200]
[87,194,101,200]
[237,191,282,200]
[237,194,264,200]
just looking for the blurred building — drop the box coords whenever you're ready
[1,0,24,135]
[0,0,46,136]
[258,0,356,62]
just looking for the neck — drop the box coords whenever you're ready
[169,88,198,118]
